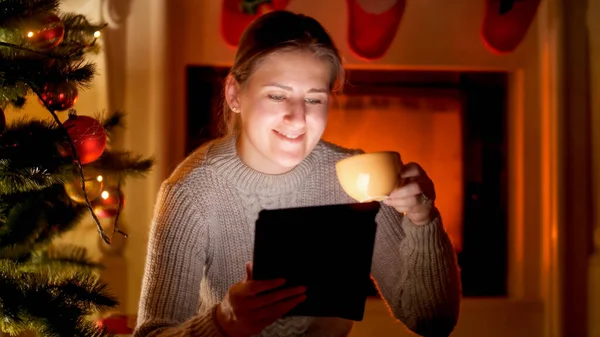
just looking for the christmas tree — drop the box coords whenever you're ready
[0,0,153,336]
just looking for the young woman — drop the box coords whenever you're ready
[134,10,460,337]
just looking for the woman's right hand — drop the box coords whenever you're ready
[215,262,306,337]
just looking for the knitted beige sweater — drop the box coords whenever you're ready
[134,136,461,337]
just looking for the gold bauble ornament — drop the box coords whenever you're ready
[64,168,104,203]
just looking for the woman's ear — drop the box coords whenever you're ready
[225,75,241,113]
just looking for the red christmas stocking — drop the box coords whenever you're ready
[346,0,406,60]
[481,0,541,54]
[221,0,291,48]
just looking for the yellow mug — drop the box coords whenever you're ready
[335,151,402,203]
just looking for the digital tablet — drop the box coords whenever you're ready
[252,201,381,321]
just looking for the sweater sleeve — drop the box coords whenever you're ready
[134,182,225,337]
[370,205,461,337]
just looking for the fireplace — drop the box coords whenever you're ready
[186,66,508,297]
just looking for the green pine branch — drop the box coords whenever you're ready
[0,0,61,25]
[23,244,104,273]
[0,118,73,195]
[0,260,117,337]
[101,111,125,134]
[0,158,73,195]
[89,151,154,180]
[0,184,86,260]
[59,14,105,55]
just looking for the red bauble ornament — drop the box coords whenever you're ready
[25,12,65,50]
[62,114,107,164]
[39,81,79,111]
[96,315,134,335]
[92,188,124,218]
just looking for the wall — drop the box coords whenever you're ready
[103,0,169,314]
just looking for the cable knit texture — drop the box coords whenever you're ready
[134,136,461,337]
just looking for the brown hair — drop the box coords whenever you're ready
[218,10,344,137]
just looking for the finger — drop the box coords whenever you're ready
[383,201,412,213]
[386,204,410,213]
[250,286,306,309]
[389,181,422,199]
[243,279,287,296]
[400,162,423,179]
[384,195,421,209]
[253,294,307,321]
[245,262,253,281]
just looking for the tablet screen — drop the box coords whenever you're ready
[252,201,380,321]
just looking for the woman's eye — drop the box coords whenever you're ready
[305,98,323,105]
[268,94,285,101]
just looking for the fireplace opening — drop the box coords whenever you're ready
[186,66,508,297]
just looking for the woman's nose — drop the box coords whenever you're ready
[283,101,306,127]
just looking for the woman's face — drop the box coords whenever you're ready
[227,50,331,174]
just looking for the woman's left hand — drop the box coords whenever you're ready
[383,162,436,226]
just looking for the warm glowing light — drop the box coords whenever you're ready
[93,31,101,38]
[96,175,103,182]
[27,31,34,38]
[101,190,109,199]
